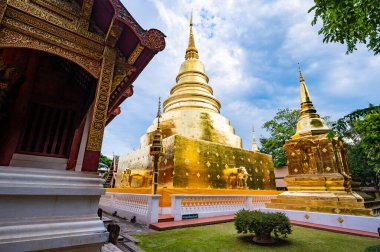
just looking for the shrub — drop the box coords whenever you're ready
[234,210,292,243]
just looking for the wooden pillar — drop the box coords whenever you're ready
[66,115,86,170]
[82,46,116,172]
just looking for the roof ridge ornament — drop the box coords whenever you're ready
[185,10,199,60]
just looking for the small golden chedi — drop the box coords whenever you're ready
[266,66,380,216]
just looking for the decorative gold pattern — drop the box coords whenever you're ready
[7,0,104,42]
[127,43,144,65]
[87,46,116,151]
[337,217,344,223]
[81,0,94,20]
[31,0,80,21]
[111,49,134,92]
[0,0,6,23]
[3,17,102,60]
[0,28,100,77]
[5,8,104,52]
[106,19,124,47]
[304,214,310,220]
[8,0,77,31]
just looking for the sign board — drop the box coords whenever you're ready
[182,213,198,220]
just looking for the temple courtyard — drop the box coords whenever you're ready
[101,212,379,252]
[135,223,379,252]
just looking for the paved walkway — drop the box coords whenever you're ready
[103,212,154,235]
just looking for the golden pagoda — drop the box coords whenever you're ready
[114,14,276,191]
[266,66,380,216]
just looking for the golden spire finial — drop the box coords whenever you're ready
[298,63,311,103]
[190,9,193,26]
[298,62,304,82]
[292,64,329,139]
[185,10,199,60]
[156,96,162,130]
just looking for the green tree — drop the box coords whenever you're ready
[330,104,380,185]
[260,108,300,167]
[309,0,380,55]
[99,153,112,168]
[260,108,332,168]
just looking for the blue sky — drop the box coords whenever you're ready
[101,0,380,157]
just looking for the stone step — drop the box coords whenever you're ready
[158,216,174,223]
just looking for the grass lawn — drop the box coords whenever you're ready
[135,222,380,252]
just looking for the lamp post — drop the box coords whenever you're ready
[149,97,165,195]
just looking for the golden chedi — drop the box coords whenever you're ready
[266,66,380,216]
[115,15,276,191]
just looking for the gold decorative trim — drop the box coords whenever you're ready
[111,49,135,93]
[0,28,100,78]
[106,19,123,47]
[31,0,79,21]
[7,0,104,43]
[3,16,102,60]
[8,0,76,30]
[6,7,104,52]
[337,217,344,223]
[127,43,144,65]
[36,0,81,17]
[81,0,94,20]
[0,1,6,23]
[86,47,116,151]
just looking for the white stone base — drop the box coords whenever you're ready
[10,154,68,170]
[262,208,380,234]
[0,166,108,252]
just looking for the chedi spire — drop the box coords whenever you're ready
[185,11,199,60]
[292,64,329,139]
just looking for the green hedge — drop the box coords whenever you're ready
[234,210,292,241]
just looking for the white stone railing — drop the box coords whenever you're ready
[99,193,161,225]
[171,194,277,221]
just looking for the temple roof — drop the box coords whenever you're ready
[84,0,166,121]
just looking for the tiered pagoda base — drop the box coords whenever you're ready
[266,190,380,216]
